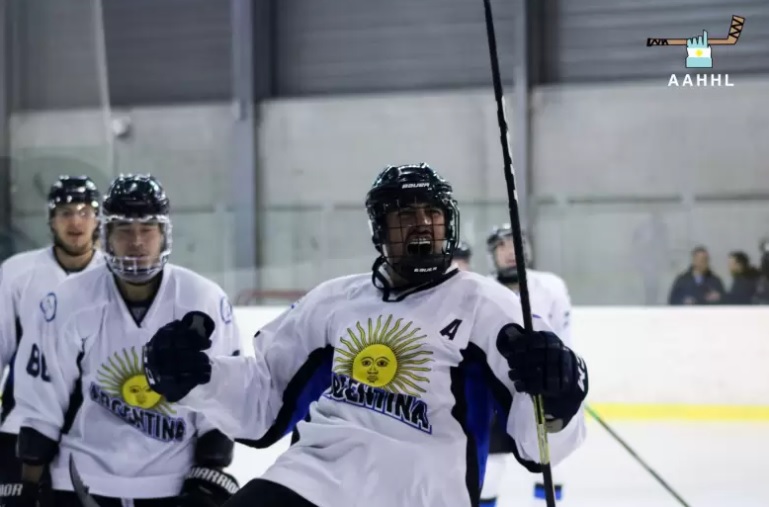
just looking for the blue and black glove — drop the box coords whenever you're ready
[143,311,215,403]
[497,324,588,428]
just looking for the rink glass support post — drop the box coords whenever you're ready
[230,0,261,296]
[0,0,12,246]
[511,0,532,230]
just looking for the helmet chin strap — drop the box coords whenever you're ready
[496,265,520,285]
[371,254,452,302]
[119,271,160,286]
[381,238,450,283]
[381,260,408,288]
[374,255,427,290]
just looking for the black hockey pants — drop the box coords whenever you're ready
[223,479,318,507]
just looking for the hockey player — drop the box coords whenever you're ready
[481,224,573,507]
[143,163,589,507]
[453,240,472,271]
[15,175,240,507]
[0,176,104,502]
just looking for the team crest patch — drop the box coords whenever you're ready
[220,296,233,324]
[39,292,57,322]
[326,315,434,433]
[89,346,186,442]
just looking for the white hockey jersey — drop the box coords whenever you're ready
[0,247,104,434]
[507,269,572,348]
[17,264,241,499]
[180,268,587,507]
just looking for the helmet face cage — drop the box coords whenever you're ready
[367,191,460,283]
[365,164,461,284]
[101,214,172,284]
[487,225,531,283]
[99,174,171,283]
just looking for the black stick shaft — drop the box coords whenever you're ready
[586,406,692,507]
[481,0,556,505]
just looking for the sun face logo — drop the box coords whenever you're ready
[327,315,435,434]
[354,343,396,387]
[96,347,173,413]
[122,375,161,409]
[90,347,187,442]
[334,315,434,395]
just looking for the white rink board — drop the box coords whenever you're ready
[232,305,769,406]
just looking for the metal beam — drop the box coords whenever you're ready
[252,0,275,99]
[511,0,531,230]
[527,0,549,85]
[248,0,277,295]
[0,0,13,259]
[229,0,258,294]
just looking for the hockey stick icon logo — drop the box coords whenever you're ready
[646,15,745,69]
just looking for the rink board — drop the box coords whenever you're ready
[233,305,769,422]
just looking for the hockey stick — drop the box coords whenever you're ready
[646,15,744,46]
[480,1,557,506]
[69,455,102,507]
[585,406,692,507]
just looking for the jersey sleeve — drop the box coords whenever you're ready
[16,291,82,442]
[474,286,586,470]
[0,265,18,371]
[547,275,573,348]
[193,294,243,437]
[179,283,337,447]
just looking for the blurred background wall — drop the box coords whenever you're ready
[2,0,769,305]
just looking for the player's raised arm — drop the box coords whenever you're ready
[143,283,337,445]
[475,286,588,469]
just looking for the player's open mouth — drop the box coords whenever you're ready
[406,236,432,255]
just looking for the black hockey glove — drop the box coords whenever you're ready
[177,467,239,507]
[143,311,215,403]
[497,324,588,428]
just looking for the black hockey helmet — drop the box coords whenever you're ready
[47,175,101,250]
[486,223,532,284]
[454,240,472,261]
[102,174,169,217]
[365,163,460,284]
[47,175,100,217]
[101,174,171,283]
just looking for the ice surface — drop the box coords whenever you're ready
[226,420,769,506]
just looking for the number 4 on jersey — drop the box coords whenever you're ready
[439,319,463,341]
[26,343,51,382]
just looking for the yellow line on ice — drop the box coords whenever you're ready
[587,403,769,422]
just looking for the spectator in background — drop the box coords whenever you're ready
[668,246,725,305]
[726,251,760,304]
[453,240,472,271]
[753,239,769,304]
